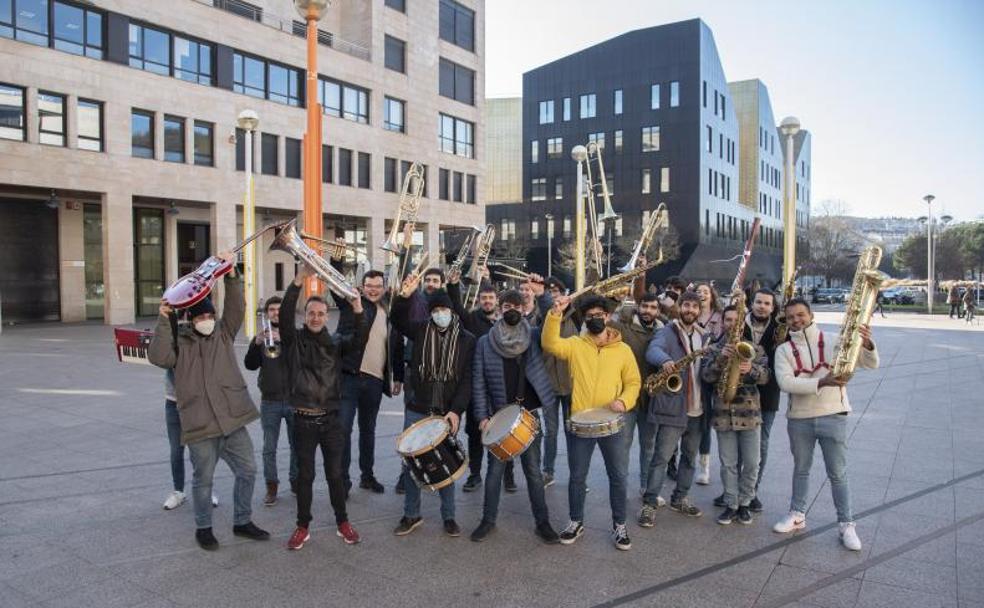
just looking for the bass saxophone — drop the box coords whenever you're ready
[830,246,885,381]
[715,291,756,404]
[645,346,710,395]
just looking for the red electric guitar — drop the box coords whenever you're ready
[162,219,291,309]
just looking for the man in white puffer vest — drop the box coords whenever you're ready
[772,297,879,551]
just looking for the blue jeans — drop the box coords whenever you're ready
[755,410,777,493]
[717,427,761,508]
[787,414,853,522]
[186,427,256,529]
[164,399,185,492]
[540,394,568,474]
[340,373,385,483]
[402,409,456,520]
[566,419,628,525]
[483,433,549,525]
[624,402,657,491]
[260,400,297,485]
[643,416,702,505]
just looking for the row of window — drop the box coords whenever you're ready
[709,213,780,246]
[1,0,102,57]
[530,125,665,163]
[0,82,104,150]
[759,126,775,154]
[381,157,478,204]
[707,168,732,202]
[130,109,215,167]
[704,125,735,165]
[503,213,631,243]
[538,82,681,125]
[702,81,727,120]
[529,167,671,202]
[761,160,780,189]
[759,192,782,220]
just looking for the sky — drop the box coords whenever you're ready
[484,0,984,221]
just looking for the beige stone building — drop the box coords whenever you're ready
[0,0,485,325]
[484,96,520,204]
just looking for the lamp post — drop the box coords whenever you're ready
[572,145,588,291]
[236,109,259,338]
[923,194,935,313]
[544,213,553,278]
[780,116,801,287]
[295,0,330,297]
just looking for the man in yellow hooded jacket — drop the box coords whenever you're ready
[541,294,641,550]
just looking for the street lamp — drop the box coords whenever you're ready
[780,116,801,286]
[544,213,553,278]
[236,109,259,338]
[571,145,588,291]
[924,194,935,313]
[295,0,330,297]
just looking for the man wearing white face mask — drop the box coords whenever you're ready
[149,252,269,551]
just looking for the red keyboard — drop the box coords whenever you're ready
[114,328,155,365]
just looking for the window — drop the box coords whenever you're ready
[268,63,300,106]
[706,125,712,152]
[546,137,563,159]
[650,84,660,110]
[613,130,623,154]
[670,81,680,107]
[193,121,213,166]
[385,0,406,11]
[641,126,659,152]
[233,52,265,98]
[52,1,103,58]
[357,152,371,189]
[714,90,718,115]
[2,0,46,46]
[719,133,723,159]
[660,167,669,193]
[77,98,102,151]
[708,168,713,195]
[641,169,651,194]
[129,23,170,75]
[467,174,476,204]
[614,89,623,115]
[338,148,352,186]
[439,168,450,200]
[439,0,474,51]
[235,127,255,171]
[286,138,302,179]
[37,91,64,146]
[702,81,707,108]
[563,216,571,238]
[384,35,406,73]
[562,97,571,121]
[322,144,333,183]
[318,78,369,124]
[500,219,515,241]
[384,97,405,133]
[439,58,475,105]
[579,93,596,119]
[531,178,546,201]
[530,140,539,164]
[438,113,474,158]
[261,133,278,175]
[131,109,154,158]
[554,178,563,200]
[453,171,463,202]
[720,96,725,118]
[163,115,185,162]
[538,100,554,125]
[174,36,212,85]
[531,218,539,240]
[234,53,300,106]
[384,157,397,192]
[588,132,605,150]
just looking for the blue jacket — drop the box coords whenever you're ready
[472,327,555,422]
[645,322,706,429]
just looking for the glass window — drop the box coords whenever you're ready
[174,37,212,85]
[37,91,64,146]
[720,95,725,118]
[546,137,563,159]
[163,115,184,163]
[641,169,651,194]
[530,140,538,164]
[579,93,596,119]
[706,125,712,153]
[702,80,707,108]
[613,129,623,154]
[614,89,623,115]
[384,96,405,133]
[268,63,300,106]
[651,84,660,110]
[660,167,670,193]
[670,81,680,107]
[438,113,474,158]
[467,174,476,204]
[538,100,554,124]
[641,126,659,152]
[320,79,341,116]
[322,144,333,183]
[320,78,368,123]
[286,137,302,179]
[52,2,102,58]
[338,147,352,186]
[439,0,474,51]
[233,52,266,99]
[531,177,546,201]
[77,98,102,151]
[129,23,170,76]
[563,216,571,237]
[530,218,539,240]
[562,97,571,121]
[193,120,213,166]
[343,86,364,123]
[8,0,47,46]
[439,58,475,105]
[384,157,397,192]
[554,178,563,200]
[453,171,463,202]
[588,132,605,150]
[357,151,370,188]
[384,35,405,73]
[261,133,277,175]
[131,109,154,158]
[439,168,449,200]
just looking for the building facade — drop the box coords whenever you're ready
[0,0,485,324]
[485,19,810,288]
[485,96,521,205]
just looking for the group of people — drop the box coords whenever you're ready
[148,253,878,554]
[947,284,977,322]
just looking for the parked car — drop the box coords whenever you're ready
[812,288,844,304]
[881,287,914,305]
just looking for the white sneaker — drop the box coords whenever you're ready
[773,510,807,534]
[656,495,666,507]
[696,455,711,485]
[211,494,219,507]
[163,490,186,510]
[839,522,862,551]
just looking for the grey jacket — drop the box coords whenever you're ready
[543,308,577,396]
[148,275,259,445]
[472,327,555,422]
[645,322,706,429]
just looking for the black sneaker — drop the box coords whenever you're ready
[462,475,482,493]
[716,507,737,525]
[233,522,271,541]
[713,494,727,508]
[395,475,406,495]
[559,521,584,545]
[360,476,385,494]
[470,520,495,542]
[443,519,461,537]
[749,497,763,513]
[543,472,556,488]
[535,521,560,544]
[737,506,753,525]
[196,527,219,551]
[394,516,422,536]
[504,467,518,493]
[669,497,703,518]
[612,523,632,551]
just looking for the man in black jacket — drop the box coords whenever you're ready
[391,272,476,538]
[280,265,369,551]
[744,288,781,513]
[333,270,404,496]
[244,296,297,506]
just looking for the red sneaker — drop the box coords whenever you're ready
[337,521,361,545]
[287,526,310,551]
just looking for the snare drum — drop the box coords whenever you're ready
[482,404,539,462]
[396,416,468,492]
[566,407,625,438]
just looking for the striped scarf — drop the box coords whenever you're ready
[420,315,461,383]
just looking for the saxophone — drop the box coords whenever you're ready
[773,267,799,344]
[715,291,756,404]
[645,345,710,395]
[830,246,885,381]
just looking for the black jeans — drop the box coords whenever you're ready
[340,373,385,484]
[465,406,485,478]
[294,411,348,527]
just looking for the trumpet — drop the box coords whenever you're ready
[621,203,668,273]
[270,219,360,300]
[380,163,425,255]
[301,231,360,261]
[258,311,280,358]
[464,224,495,310]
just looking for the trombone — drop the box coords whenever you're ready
[463,224,495,310]
[491,261,543,284]
[301,231,361,261]
[583,141,618,279]
[620,203,669,272]
[449,226,483,277]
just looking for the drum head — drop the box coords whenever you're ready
[483,404,522,444]
[570,407,619,423]
[398,418,448,454]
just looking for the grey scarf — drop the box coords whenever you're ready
[488,318,532,359]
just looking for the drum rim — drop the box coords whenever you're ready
[481,403,528,445]
[569,406,622,423]
[396,415,450,457]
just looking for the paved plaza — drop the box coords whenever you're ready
[1,312,983,608]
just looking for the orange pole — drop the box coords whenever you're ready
[303,11,323,297]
